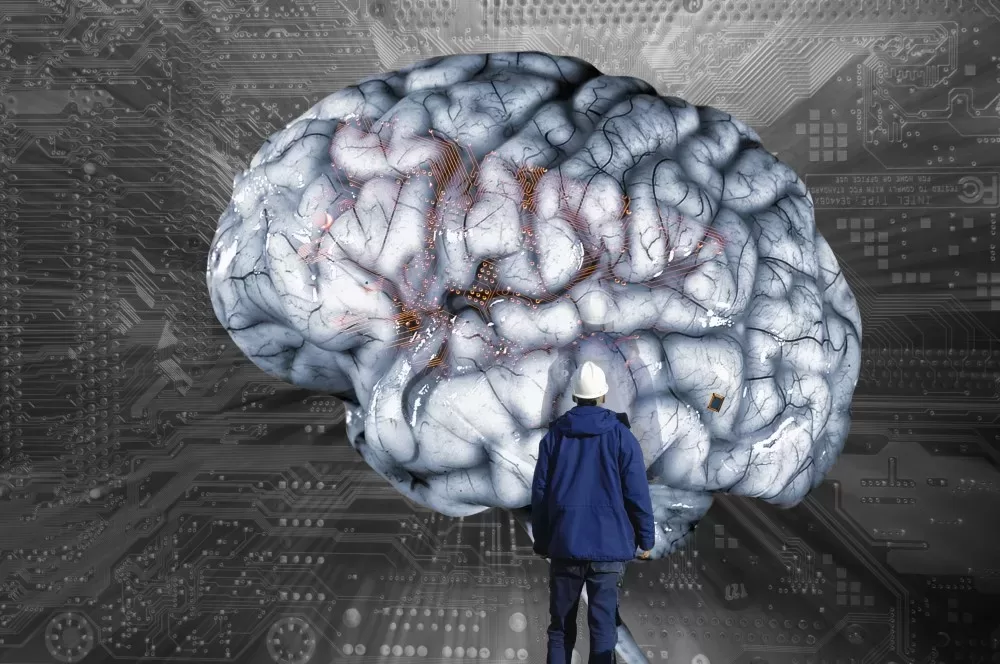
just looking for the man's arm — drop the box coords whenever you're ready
[618,428,656,552]
[530,432,552,555]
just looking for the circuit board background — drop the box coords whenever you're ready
[1,0,999,663]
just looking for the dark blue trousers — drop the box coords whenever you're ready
[546,559,626,664]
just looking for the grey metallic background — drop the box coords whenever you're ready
[1,1,999,663]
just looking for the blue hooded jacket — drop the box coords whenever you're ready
[530,405,656,561]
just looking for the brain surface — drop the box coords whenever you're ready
[207,52,862,556]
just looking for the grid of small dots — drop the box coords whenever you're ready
[339,608,495,658]
[323,595,877,655]
[711,0,792,21]
[632,616,823,648]
[798,110,848,162]
[484,0,678,29]
[306,399,343,415]
[331,604,836,659]
[381,0,954,29]
[859,348,998,392]
[0,219,20,456]
[392,0,454,29]
[708,0,956,20]
[172,271,217,363]
[59,185,125,482]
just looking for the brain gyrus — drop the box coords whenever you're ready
[207,52,862,556]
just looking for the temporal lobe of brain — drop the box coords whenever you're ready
[288,116,726,352]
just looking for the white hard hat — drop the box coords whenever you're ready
[572,361,609,399]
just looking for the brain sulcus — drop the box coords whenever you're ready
[207,52,862,557]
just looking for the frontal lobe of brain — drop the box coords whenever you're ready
[207,52,862,555]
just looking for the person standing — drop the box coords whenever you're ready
[531,361,656,664]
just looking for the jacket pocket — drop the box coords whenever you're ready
[549,504,633,560]
[586,504,633,560]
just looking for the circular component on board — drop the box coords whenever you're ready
[266,617,318,664]
[45,613,95,663]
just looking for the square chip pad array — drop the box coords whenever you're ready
[207,51,862,558]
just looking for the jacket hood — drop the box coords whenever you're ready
[555,405,621,437]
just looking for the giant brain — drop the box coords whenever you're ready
[207,52,862,557]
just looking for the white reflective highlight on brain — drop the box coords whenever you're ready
[207,52,862,556]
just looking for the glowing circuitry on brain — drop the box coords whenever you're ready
[207,52,862,556]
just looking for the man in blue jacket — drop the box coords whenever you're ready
[531,361,656,664]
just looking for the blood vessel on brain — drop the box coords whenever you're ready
[207,52,862,557]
